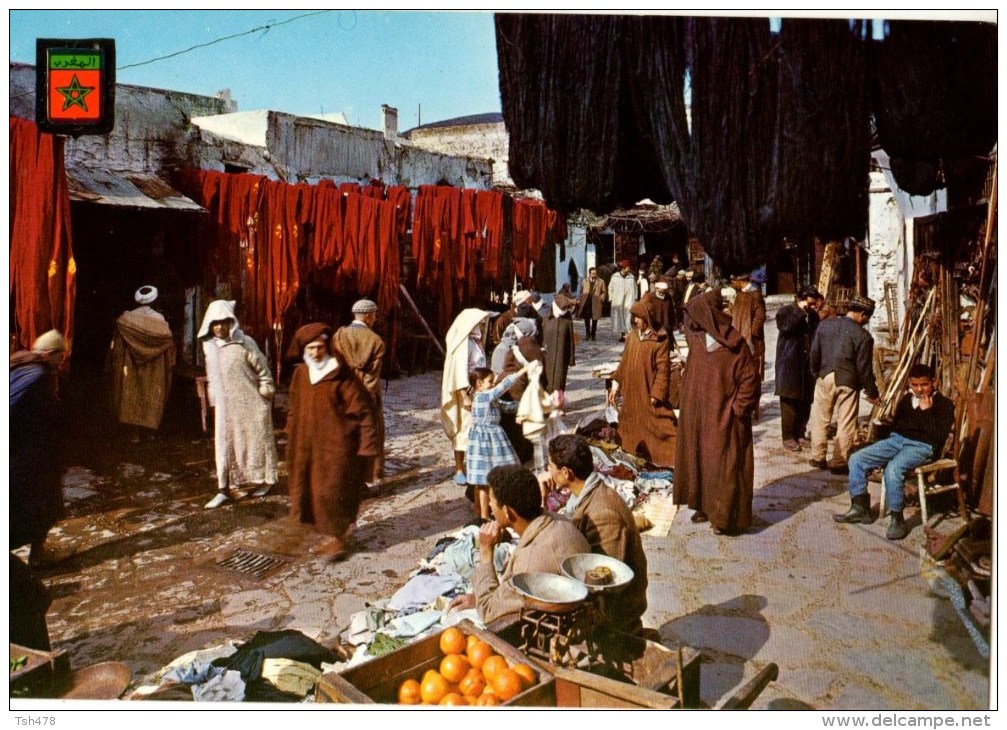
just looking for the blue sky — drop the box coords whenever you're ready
[9,9,502,130]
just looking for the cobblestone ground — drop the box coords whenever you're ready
[17,296,990,709]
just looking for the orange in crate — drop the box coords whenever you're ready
[420,670,450,705]
[439,654,471,684]
[397,678,421,705]
[458,668,486,698]
[439,627,467,656]
[492,668,524,702]
[481,655,508,684]
[467,639,493,670]
[513,663,536,688]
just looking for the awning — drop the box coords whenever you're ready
[65,169,206,212]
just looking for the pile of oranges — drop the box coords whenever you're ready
[396,626,537,706]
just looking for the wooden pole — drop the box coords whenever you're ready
[398,284,446,357]
[964,162,997,395]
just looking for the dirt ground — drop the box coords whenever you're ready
[11,299,992,710]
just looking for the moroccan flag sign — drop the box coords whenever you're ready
[36,38,115,136]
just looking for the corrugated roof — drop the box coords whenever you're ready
[65,169,205,211]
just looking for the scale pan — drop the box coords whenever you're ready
[560,553,634,593]
[510,572,589,613]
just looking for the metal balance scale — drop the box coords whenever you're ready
[508,554,635,673]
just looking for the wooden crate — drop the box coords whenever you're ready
[10,643,71,699]
[494,621,702,709]
[316,619,555,706]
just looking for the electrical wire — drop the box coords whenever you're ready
[118,9,337,71]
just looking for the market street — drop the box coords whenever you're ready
[19,296,989,709]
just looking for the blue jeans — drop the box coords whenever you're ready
[848,434,933,512]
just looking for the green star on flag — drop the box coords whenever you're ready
[56,74,94,111]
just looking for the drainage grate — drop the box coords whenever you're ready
[216,549,289,580]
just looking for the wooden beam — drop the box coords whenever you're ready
[398,284,445,357]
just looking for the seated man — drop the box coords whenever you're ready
[539,434,649,635]
[449,464,590,626]
[833,363,955,540]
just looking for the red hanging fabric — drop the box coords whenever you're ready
[362,179,386,199]
[512,199,550,284]
[9,117,77,355]
[386,185,412,244]
[474,190,505,285]
[340,191,363,293]
[461,189,480,299]
[411,186,438,287]
[355,195,381,295]
[310,183,345,269]
[375,197,401,315]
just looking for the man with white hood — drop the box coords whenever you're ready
[198,300,278,509]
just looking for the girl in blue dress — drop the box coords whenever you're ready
[465,361,540,522]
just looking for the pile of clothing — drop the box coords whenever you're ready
[334,526,518,668]
[131,630,340,702]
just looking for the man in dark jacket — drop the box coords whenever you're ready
[834,363,954,540]
[808,295,879,474]
[10,330,68,567]
[542,290,578,398]
[774,286,820,452]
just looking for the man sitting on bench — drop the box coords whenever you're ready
[833,363,955,540]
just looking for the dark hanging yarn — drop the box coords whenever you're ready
[495,13,995,270]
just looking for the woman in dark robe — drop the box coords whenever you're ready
[607,300,677,468]
[674,290,761,535]
[285,323,380,561]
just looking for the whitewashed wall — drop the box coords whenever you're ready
[867,149,948,347]
[408,122,512,187]
[11,62,234,175]
[11,62,492,191]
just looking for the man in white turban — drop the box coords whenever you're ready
[109,286,175,442]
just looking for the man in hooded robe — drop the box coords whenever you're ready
[497,317,544,466]
[640,278,675,334]
[441,309,492,485]
[109,285,176,442]
[674,290,761,535]
[607,300,678,468]
[285,323,380,561]
[198,300,278,509]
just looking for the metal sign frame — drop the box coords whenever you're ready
[35,38,115,136]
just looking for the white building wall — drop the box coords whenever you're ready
[409,123,512,187]
[192,111,493,190]
[868,149,948,347]
[11,62,493,191]
[556,226,592,295]
[10,62,234,176]
[866,169,905,348]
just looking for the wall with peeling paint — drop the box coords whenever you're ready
[10,62,493,191]
[408,121,512,187]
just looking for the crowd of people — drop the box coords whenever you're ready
[11,258,954,648]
